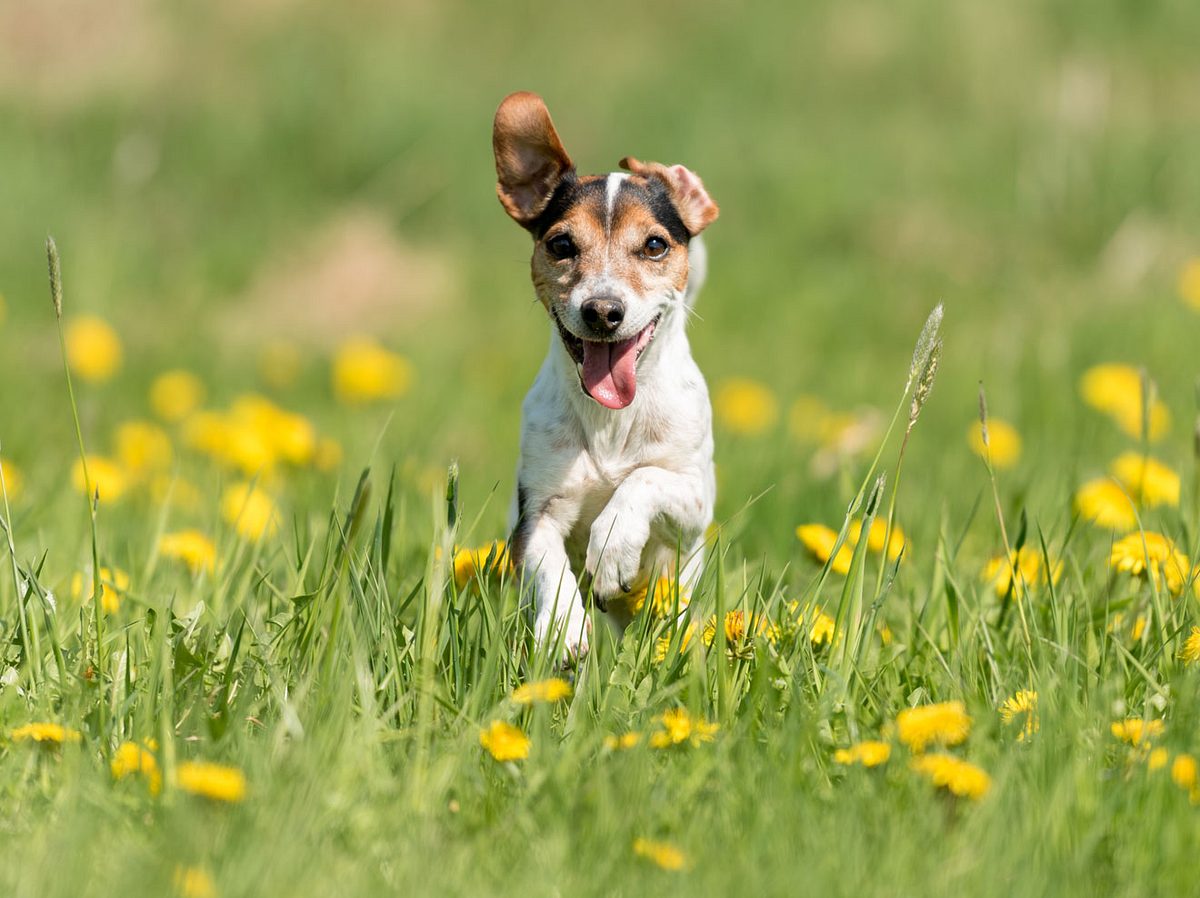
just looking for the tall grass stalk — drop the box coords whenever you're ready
[47,237,109,749]
[976,384,1034,664]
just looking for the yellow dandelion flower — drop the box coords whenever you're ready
[174,866,217,898]
[999,690,1037,724]
[999,690,1039,741]
[849,518,907,561]
[258,340,303,390]
[790,602,837,646]
[624,576,688,618]
[10,722,82,744]
[511,678,572,705]
[701,610,743,646]
[713,377,779,435]
[71,456,128,503]
[221,483,281,542]
[71,566,129,614]
[981,547,1062,599]
[1110,452,1180,508]
[1171,754,1198,798]
[604,731,642,751]
[202,415,277,475]
[452,541,510,590]
[1148,747,1170,771]
[653,636,673,664]
[176,761,247,802]
[1074,478,1137,531]
[649,708,719,749]
[111,741,162,795]
[65,315,122,382]
[332,337,413,404]
[896,701,971,753]
[115,420,173,477]
[811,610,836,646]
[911,753,991,800]
[1109,532,1191,596]
[653,624,697,664]
[1179,258,1200,311]
[699,609,773,650]
[230,394,316,466]
[150,370,205,423]
[967,418,1021,469]
[159,530,217,575]
[183,411,234,458]
[1079,363,1170,442]
[632,837,687,871]
[0,459,22,501]
[833,740,891,767]
[479,720,530,762]
[1131,614,1148,641]
[1180,627,1200,664]
[796,523,852,575]
[1111,718,1164,746]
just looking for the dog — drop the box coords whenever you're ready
[492,91,719,662]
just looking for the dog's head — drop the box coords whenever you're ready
[492,91,718,410]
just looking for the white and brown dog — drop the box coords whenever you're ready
[493,91,718,662]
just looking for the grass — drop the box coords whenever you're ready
[2,0,1200,895]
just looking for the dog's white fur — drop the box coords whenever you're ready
[509,225,714,661]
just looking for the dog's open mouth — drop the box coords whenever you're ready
[555,313,660,410]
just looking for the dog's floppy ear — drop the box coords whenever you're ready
[493,92,574,227]
[620,156,719,236]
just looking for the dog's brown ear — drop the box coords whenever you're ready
[493,92,574,226]
[620,156,719,235]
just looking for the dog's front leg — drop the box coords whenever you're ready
[519,516,590,663]
[585,467,711,603]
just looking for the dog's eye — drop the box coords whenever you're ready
[643,236,669,260]
[546,234,577,260]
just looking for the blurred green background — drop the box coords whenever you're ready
[2,0,1198,561]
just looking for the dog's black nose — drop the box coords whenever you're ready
[580,297,625,335]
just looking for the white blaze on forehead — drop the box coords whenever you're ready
[604,172,630,232]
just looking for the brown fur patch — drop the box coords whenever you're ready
[493,92,574,225]
[620,156,719,235]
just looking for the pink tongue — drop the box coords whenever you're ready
[581,336,640,409]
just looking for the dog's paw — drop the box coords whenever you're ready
[534,604,591,667]
[585,506,650,604]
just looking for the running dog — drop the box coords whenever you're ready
[493,91,718,662]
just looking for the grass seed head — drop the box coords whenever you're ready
[908,303,944,391]
[46,236,63,318]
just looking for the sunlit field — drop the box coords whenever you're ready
[2,1,1200,895]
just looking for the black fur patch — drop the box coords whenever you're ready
[509,484,532,565]
[630,178,692,245]
[525,174,605,239]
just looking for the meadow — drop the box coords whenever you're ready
[2,1,1200,895]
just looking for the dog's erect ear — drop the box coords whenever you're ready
[493,92,574,227]
[619,156,719,236]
